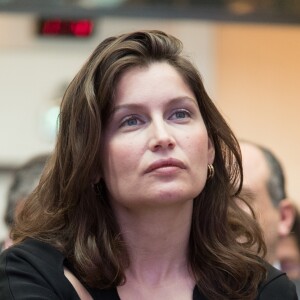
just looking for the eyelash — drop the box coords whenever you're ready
[119,109,192,128]
[120,115,142,127]
[170,109,191,120]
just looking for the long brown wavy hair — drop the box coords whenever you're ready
[12,30,266,299]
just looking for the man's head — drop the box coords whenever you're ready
[240,142,295,265]
[1,154,48,251]
[5,154,49,228]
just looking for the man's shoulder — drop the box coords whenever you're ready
[257,263,298,299]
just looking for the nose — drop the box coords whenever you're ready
[148,118,176,152]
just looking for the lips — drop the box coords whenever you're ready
[145,158,186,174]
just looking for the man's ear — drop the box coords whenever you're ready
[278,199,296,237]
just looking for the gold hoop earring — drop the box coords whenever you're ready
[207,164,215,180]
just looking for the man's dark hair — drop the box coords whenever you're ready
[255,144,286,207]
[4,154,48,227]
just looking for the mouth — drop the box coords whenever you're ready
[145,158,186,174]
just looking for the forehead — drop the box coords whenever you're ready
[114,62,192,102]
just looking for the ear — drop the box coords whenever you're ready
[278,199,296,237]
[208,138,215,164]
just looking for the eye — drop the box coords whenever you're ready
[170,109,191,120]
[120,115,143,127]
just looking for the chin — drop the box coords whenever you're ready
[152,187,200,203]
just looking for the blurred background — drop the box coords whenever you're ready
[1,0,300,240]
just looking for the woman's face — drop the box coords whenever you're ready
[100,62,214,209]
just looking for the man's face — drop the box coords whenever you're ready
[277,234,300,279]
[240,143,280,264]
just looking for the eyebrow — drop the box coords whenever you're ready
[112,96,198,114]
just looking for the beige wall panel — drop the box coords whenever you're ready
[215,23,300,206]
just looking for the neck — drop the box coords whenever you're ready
[114,201,193,285]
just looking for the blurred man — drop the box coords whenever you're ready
[277,205,300,280]
[0,154,48,251]
[240,141,295,268]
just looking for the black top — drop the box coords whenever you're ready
[0,238,297,299]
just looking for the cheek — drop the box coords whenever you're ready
[185,131,209,163]
[102,138,141,178]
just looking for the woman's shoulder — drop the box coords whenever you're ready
[257,263,298,299]
[0,238,79,299]
[1,237,64,265]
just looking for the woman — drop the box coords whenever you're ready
[0,30,297,299]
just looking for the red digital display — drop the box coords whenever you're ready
[39,19,94,37]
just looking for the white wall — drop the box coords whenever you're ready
[0,15,99,166]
